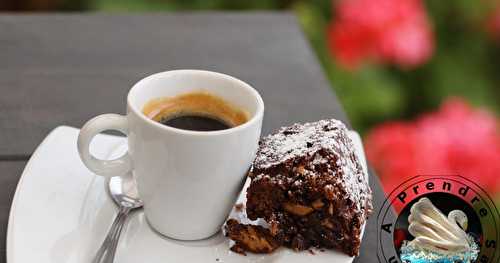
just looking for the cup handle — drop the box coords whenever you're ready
[77,114,132,177]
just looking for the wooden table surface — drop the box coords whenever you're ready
[0,13,390,262]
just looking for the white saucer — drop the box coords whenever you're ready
[7,126,368,263]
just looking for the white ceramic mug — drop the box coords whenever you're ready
[77,70,264,240]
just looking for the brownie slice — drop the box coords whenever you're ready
[244,119,372,256]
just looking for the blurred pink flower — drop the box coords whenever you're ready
[487,7,500,40]
[327,0,434,70]
[365,98,500,196]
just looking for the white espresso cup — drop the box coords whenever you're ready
[77,70,264,240]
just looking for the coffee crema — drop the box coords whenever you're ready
[142,92,249,131]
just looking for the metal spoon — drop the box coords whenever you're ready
[93,173,143,263]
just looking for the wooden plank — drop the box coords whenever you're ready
[357,168,392,263]
[0,161,25,261]
[0,13,348,156]
[0,14,392,262]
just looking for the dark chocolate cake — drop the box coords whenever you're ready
[226,119,372,256]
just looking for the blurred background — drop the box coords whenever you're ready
[2,0,499,203]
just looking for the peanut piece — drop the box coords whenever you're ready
[328,203,334,215]
[283,202,314,216]
[311,198,325,210]
[296,165,306,175]
[321,219,335,229]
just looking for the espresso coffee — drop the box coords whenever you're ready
[159,115,230,131]
[143,92,249,131]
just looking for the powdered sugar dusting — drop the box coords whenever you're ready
[312,154,328,165]
[252,119,371,214]
[254,119,343,169]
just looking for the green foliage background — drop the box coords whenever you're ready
[86,0,500,134]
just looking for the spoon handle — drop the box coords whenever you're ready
[92,206,131,263]
[105,206,130,263]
